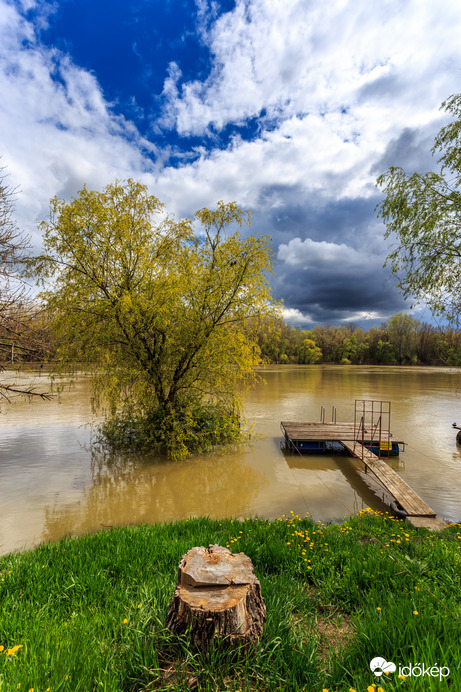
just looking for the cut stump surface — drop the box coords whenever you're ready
[166,544,266,651]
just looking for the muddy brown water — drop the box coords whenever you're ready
[1,365,460,555]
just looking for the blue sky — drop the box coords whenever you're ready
[2,0,461,326]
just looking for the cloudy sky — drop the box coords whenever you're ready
[1,0,461,326]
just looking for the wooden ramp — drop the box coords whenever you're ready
[340,440,436,518]
[281,419,438,523]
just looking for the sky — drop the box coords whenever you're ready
[1,0,461,327]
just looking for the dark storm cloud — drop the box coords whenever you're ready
[371,125,442,178]
[254,188,379,248]
[253,189,407,326]
[273,258,407,325]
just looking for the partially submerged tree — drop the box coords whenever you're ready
[29,180,278,458]
[377,94,461,324]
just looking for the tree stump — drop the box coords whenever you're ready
[165,544,266,652]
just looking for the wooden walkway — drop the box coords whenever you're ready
[339,440,435,517]
[281,421,436,520]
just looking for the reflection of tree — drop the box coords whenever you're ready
[40,445,263,545]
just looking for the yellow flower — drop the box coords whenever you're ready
[6,644,23,656]
[137,604,142,608]
[398,674,406,680]
[123,618,128,624]
[376,607,381,610]
[413,610,419,615]
[0,645,4,652]
[349,689,357,692]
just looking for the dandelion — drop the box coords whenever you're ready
[123,618,128,624]
[413,610,419,615]
[0,645,4,652]
[6,645,23,656]
[138,604,142,608]
[376,607,381,611]
[398,674,406,680]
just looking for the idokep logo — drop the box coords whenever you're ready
[370,657,396,677]
[370,657,450,682]
[398,663,450,681]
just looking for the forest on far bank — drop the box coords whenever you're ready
[3,304,461,368]
[256,312,461,366]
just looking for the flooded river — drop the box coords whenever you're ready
[1,365,460,555]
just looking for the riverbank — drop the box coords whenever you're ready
[0,511,460,691]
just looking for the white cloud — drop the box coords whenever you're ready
[277,237,364,269]
[0,0,150,241]
[281,307,314,325]
[152,0,461,218]
[162,0,461,139]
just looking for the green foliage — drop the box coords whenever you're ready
[377,94,461,324]
[257,315,460,365]
[28,180,278,458]
[376,338,398,364]
[297,337,322,364]
[384,312,420,364]
[99,399,242,458]
[256,317,323,364]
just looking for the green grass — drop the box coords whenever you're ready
[0,510,460,692]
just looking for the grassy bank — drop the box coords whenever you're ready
[0,510,460,692]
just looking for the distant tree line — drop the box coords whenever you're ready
[255,313,461,366]
[6,308,461,368]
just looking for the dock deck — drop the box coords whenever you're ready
[280,422,404,444]
[281,421,436,520]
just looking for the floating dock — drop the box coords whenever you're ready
[281,401,444,530]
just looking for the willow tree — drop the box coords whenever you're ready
[29,180,277,458]
[377,94,461,324]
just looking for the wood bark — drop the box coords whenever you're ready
[165,544,266,652]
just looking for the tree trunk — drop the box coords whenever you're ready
[165,544,266,652]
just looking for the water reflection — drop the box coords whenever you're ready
[0,365,460,555]
[40,445,264,546]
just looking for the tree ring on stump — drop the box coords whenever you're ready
[165,544,266,652]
